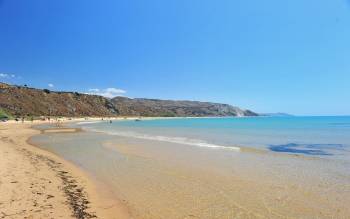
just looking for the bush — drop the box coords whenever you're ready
[0,108,12,119]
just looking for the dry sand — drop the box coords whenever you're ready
[0,122,132,219]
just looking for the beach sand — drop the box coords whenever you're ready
[0,122,131,219]
[32,126,350,219]
[2,119,350,219]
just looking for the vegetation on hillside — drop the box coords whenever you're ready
[0,82,258,117]
[0,108,12,119]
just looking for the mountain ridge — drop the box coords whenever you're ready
[0,82,258,117]
[111,96,258,117]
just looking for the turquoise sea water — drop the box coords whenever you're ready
[78,116,350,160]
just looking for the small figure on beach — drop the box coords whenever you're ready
[109,120,112,124]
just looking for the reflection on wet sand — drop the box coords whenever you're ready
[32,130,350,219]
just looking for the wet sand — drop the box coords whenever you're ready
[31,127,350,219]
[0,122,131,219]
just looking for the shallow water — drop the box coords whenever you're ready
[32,117,350,218]
[79,116,350,159]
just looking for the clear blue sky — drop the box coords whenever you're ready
[1,0,350,115]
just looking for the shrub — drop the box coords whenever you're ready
[0,108,12,119]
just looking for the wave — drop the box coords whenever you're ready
[76,121,102,125]
[85,128,240,151]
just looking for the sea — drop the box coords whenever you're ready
[79,116,350,159]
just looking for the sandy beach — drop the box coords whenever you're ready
[2,0,348,217]
[29,118,350,219]
[2,118,350,219]
[0,121,131,219]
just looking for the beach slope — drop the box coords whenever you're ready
[0,123,130,219]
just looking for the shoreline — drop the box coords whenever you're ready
[2,117,350,218]
[0,121,132,219]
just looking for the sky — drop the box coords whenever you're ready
[0,0,350,115]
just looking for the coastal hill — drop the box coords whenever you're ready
[0,82,258,117]
[0,83,117,117]
[112,97,258,117]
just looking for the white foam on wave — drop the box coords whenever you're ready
[76,121,102,125]
[85,128,240,151]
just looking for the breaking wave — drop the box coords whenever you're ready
[84,127,240,151]
[76,121,103,125]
